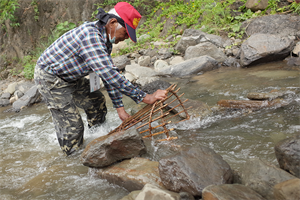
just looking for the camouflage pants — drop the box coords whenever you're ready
[34,66,107,156]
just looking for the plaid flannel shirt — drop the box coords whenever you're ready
[37,21,146,108]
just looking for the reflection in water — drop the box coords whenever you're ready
[0,62,299,199]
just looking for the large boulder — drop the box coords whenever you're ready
[239,158,297,200]
[80,129,146,168]
[158,146,233,197]
[275,134,300,178]
[94,157,165,191]
[245,14,300,37]
[135,184,182,200]
[239,34,294,67]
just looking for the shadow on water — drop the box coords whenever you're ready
[0,61,299,199]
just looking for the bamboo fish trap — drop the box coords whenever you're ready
[108,84,191,142]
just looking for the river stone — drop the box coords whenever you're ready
[239,34,294,67]
[273,178,300,200]
[125,63,158,78]
[1,92,11,99]
[175,29,204,54]
[12,85,41,112]
[141,80,172,94]
[112,55,130,71]
[274,134,300,178]
[247,91,284,100]
[158,56,219,77]
[202,184,265,200]
[135,183,181,200]
[80,128,146,168]
[158,146,233,197]
[4,82,18,94]
[169,56,184,66]
[94,157,165,191]
[15,81,35,94]
[239,158,297,200]
[138,56,151,67]
[0,99,10,107]
[184,42,227,63]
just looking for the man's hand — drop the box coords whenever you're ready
[116,107,131,121]
[142,89,167,105]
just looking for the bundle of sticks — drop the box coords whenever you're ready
[108,84,190,142]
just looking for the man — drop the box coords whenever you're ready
[34,2,167,156]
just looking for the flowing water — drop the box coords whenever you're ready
[1,62,299,199]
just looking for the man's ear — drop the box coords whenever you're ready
[109,18,118,27]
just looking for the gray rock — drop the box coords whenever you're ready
[138,56,151,67]
[275,134,300,178]
[240,158,296,200]
[158,146,233,197]
[245,14,300,37]
[0,99,10,107]
[12,85,41,112]
[158,56,218,77]
[240,34,294,67]
[184,42,227,62]
[112,55,131,71]
[80,128,146,168]
[1,92,11,99]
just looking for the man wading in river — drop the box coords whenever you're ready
[34,2,167,156]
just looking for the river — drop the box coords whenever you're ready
[0,61,299,199]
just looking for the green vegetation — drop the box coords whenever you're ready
[1,0,300,80]
[0,0,20,30]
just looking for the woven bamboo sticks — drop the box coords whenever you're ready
[108,84,190,141]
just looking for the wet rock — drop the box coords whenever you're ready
[94,157,165,191]
[223,57,241,68]
[141,80,172,94]
[80,128,146,168]
[285,56,300,67]
[158,146,233,197]
[157,56,219,77]
[135,183,182,200]
[217,99,290,109]
[246,0,268,12]
[273,178,300,200]
[247,91,285,100]
[184,42,227,63]
[202,184,265,200]
[240,34,294,67]
[275,134,300,178]
[112,55,130,71]
[240,158,296,200]
[12,85,41,112]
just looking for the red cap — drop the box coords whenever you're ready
[114,2,141,43]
